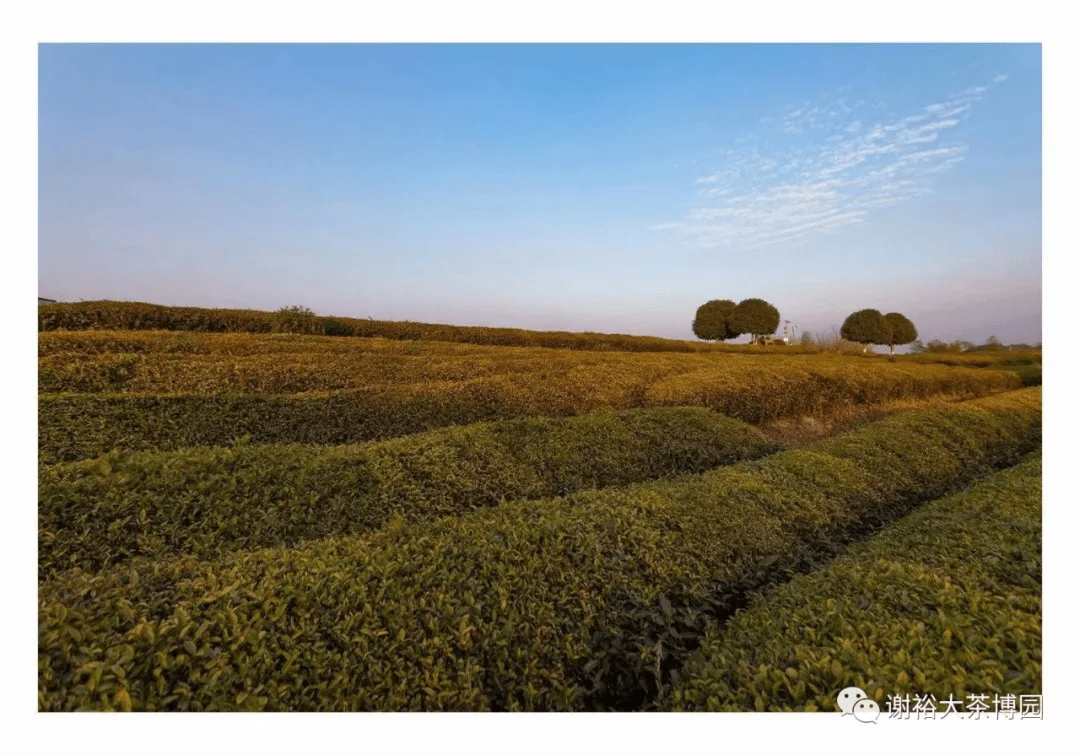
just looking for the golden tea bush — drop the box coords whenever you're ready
[38,329,532,358]
[949,387,1043,412]
[39,301,716,353]
[40,340,1019,400]
[39,334,1020,462]
[643,362,1013,423]
[40,408,777,575]
[668,452,1041,712]
[38,393,1040,711]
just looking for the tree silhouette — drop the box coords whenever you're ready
[884,312,918,354]
[692,299,739,342]
[841,309,890,352]
[729,298,780,342]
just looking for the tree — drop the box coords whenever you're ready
[883,312,918,354]
[908,339,925,354]
[985,335,1002,351]
[729,298,780,342]
[692,299,739,342]
[840,309,890,352]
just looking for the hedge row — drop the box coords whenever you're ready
[40,407,777,576]
[667,451,1042,712]
[998,363,1042,387]
[40,339,1020,402]
[39,385,511,465]
[642,361,1017,422]
[39,326,844,361]
[39,329,531,358]
[38,367,1019,465]
[39,301,714,353]
[900,351,1041,368]
[37,348,688,395]
[38,390,1041,711]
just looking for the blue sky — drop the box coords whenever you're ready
[39,43,1041,345]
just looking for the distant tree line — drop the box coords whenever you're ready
[909,336,1040,353]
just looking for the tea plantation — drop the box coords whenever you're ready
[38,308,1041,711]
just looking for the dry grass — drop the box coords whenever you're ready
[795,326,867,353]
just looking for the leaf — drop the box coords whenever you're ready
[659,595,673,618]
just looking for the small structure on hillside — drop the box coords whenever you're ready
[751,320,795,346]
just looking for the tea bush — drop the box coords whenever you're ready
[38,391,1041,711]
[270,306,321,335]
[39,301,712,353]
[38,343,1020,463]
[40,408,777,575]
[667,452,1041,711]
[39,341,1019,400]
[39,386,515,464]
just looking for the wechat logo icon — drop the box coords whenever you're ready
[838,686,880,722]
[852,698,881,723]
[837,686,867,714]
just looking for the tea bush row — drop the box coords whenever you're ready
[39,341,1019,402]
[38,364,1018,464]
[643,361,1017,423]
[39,330,523,358]
[40,408,777,576]
[37,348,687,394]
[667,451,1041,712]
[38,390,1041,711]
[39,326,836,360]
[39,385,515,464]
[899,351,1041,368]
[39,301,714,353]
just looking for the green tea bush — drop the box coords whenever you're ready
[39,408,777,575]
[38,387,514,464]
[38,393,1040,711]
[667,452,1042,712]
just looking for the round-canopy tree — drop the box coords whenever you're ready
[840,309,891,352]
[692,299,739,342]
[729,298,780,342]
[884,312,918,354]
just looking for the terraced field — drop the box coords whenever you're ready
[39,329,1021,463]
[37,321,1042,712]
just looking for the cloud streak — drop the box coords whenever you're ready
[656,83,998,248]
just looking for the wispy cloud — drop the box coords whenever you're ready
[656,82,999,248]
